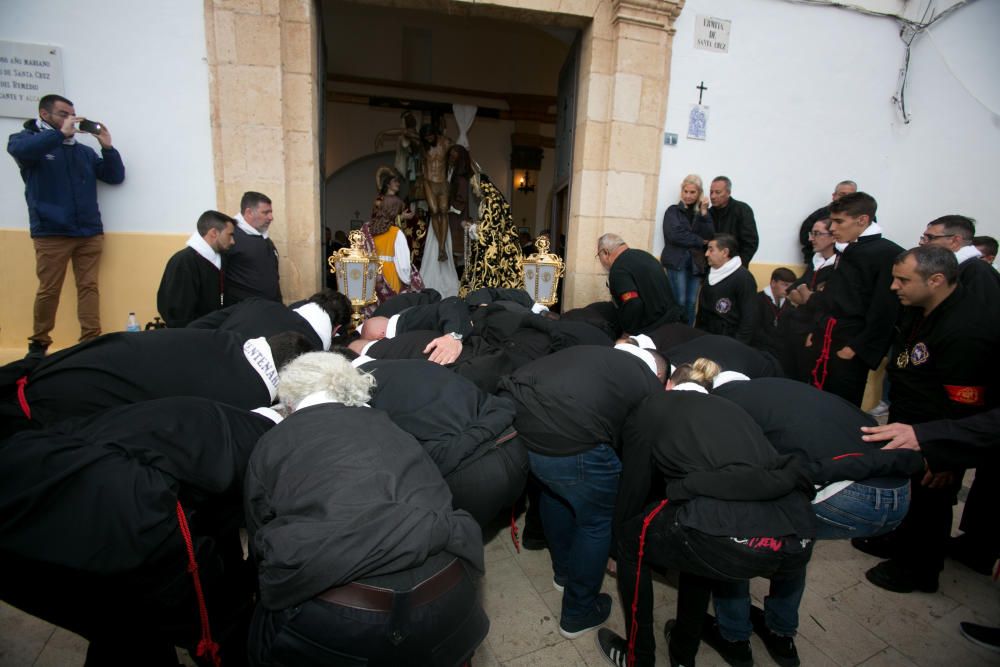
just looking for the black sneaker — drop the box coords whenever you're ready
[26,341,48,359]
[851,534,899,559]
[865,559,938,594]
[559,593,612,639]
[959,622,1000,653]
[701,614,752,667]
[750,606,800,667]
[662,619,689,667]
[596,627,629,667]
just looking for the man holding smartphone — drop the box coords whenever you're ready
[7,93,125,358]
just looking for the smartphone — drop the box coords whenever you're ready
[78,119,103,135]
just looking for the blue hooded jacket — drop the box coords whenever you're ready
[7,119,125,238]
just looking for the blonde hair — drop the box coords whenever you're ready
[278,351,376,411]
[678,174,704,202]
[669,357,721,390]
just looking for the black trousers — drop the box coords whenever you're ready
[959,464,1000,556]
[890,469,964,576]
[248,557,489,667]
[446,433,529,529]
[615,503,813,667]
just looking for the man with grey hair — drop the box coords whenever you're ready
[798,180,857,262]
[709,176,759,265]
[597,232,682,335]
[245,352,489,666]
[918,214,1000,307]
[859,246,999,594]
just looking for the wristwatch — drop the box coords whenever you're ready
[448,332,463,341]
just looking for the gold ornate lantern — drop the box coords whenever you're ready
[520,236,565,307]
[328,230,381,329]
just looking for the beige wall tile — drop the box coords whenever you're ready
[588,36,614,75]
[283,130,316,183]
[614,37,668,80]
[558,0,597,18]
[611,72,642,123]
[242,125,285,182]
[281,73,314,129]
[589,0,614,40]
[219,126,248,181]
[585,73,612,122]
[574,119,606,171]
[261,0,279,15]
[638,75,667,128]
[573,169,605,217]
[615,19,671,45]
[214,0,261,14]
[607,121,660,173]
[234,13,281,67]
[279,0,311,22]
[212,10,238,64]
[281,20,313,74]
[216,64,283,127]
[604,170,645,219]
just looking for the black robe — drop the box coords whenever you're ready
[608,248,683,335]
[810,233,902,370]
[394,296,473,337]
[958,256,1000,307]
[751,291,792,363]
[497,345,663,456]
[361,358,516,476]
[224,225,281,304]
[665,333,783,378]
[695,268,759,344]
[714,378,922,485]
[186,297,324,350]
[10,329,274,427]
[245,403,484,610]
[156,246,224,328]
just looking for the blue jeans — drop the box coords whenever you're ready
[714,480,910,641]
[666,269,701,325]
[528,445,621,622]
[813,479,910,540]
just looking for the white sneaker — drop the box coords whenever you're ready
[867,400,889,417]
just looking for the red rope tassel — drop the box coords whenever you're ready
[810,317,837,390]
[626,499,669,667]
[15,376,31,420]
[175,501,222,667]
[510,506,521,553]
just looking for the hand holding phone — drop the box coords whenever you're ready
[78,119,103,135]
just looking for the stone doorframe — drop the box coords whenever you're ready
[202,0,684,306]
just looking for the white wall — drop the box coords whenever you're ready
[0,0,215,235]
[655,0,1000,266]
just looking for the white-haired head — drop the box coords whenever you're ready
[278,351,375,412]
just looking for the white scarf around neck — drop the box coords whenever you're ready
[835,221,883,253]
[37,118,75,145]
[186,232,222,270]
[812,251,837,272]
[614,343,659,377]
[763,285,784,308]
[955,244,981,265]
[708,256,742,286]
[293,302,333,350]
[234,213,269,240]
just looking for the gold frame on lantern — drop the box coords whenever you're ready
[328,230,381,329]
[520,236,565,307]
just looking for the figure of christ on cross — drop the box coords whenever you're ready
[420,123,453,262]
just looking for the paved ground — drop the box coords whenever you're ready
[1,487,998,667]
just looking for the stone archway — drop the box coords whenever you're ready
[202,0,684,305]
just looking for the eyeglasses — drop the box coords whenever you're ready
[919,233,954,243]
[808,231,832,237]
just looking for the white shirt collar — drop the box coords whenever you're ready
[242,337,280,403]
[836,221,883,253]
[359,339,377,356]
[385,313,400,339]
[707,256,742,286]
[351,354,376,368]
[955,245,981,265]
[713,370,750,389]
[813,251,837,271]
[251,406,284,423]
[672,382,708,394]
[763,285,784,308]
[185,232,222,270]
[234,213,268,239]
[614,343,659,377]
[293,302,332,350]
[294,391,338,412]
[631,333,657,350]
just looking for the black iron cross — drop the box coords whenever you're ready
[697,81,708,105]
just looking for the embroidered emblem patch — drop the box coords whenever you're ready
[715,298,732,314]
[910,342,929,366]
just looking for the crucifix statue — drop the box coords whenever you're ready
[697,81,708,105]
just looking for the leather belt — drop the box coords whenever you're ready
[315,558,465,612]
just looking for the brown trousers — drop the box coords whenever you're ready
[31,235,104,346]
